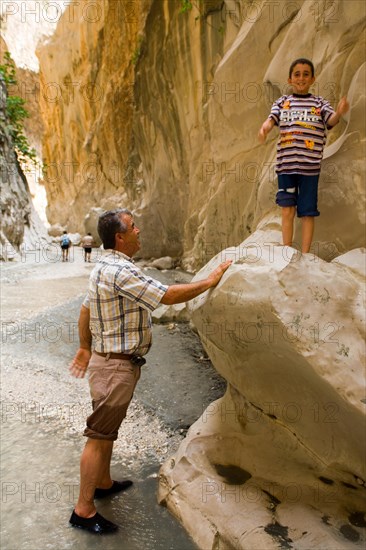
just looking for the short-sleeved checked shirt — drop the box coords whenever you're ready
[83,250,168,355]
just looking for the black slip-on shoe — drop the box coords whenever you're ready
[69,510,118,534]
[94,479,133,499]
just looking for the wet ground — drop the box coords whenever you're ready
[0,248,226,550]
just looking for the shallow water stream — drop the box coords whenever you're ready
[1,416,195,550]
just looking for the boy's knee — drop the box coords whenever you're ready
[282,206,296,220]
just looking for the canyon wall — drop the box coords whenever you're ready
[0,71,48,260]
[38,0,365,267]
[37,0,152,232]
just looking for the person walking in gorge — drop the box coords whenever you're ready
[60,230,71,262]
[68,208,231,534]
[258,57,349,253]
[81,232,94,262]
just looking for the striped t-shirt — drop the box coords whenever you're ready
[83,250,168,355]
[269,93,335,175]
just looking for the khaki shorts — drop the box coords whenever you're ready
[83,353,141,441]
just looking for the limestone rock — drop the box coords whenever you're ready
[48,224,65,237]
[83,207,105,247]
[332,248,366,279]
[159,230,366,549]
[152,303,189,324]
[150,256,176,270]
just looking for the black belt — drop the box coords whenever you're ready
[94,351,132,360]
[94,351,146,367]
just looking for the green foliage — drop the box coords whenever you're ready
[180,0,193,13]
[0,51,37,165]
[131,36,143,66]
[179,0,225,34]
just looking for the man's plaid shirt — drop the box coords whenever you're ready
[83,250,168,355]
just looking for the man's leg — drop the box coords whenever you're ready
[281,206,296,247]
[301,216,314,253]
[98,441,114,488]
[75,438,114,518]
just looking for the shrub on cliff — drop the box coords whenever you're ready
[0,51,37,165]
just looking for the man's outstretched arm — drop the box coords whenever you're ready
[69,305,92,378]
[161,260,232,305]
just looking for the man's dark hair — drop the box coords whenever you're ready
[289,58,315,77]
[97,208,132,249]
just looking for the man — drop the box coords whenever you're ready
[69,208,231,534]
[81,232,94,262]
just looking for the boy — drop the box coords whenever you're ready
[258,58,349,253]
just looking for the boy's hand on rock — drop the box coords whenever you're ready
[69,348,91,378]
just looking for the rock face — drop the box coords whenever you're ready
[37,0,365,267]
[159,228,366,549]
[37,0,152,232]
[0,76,48,260]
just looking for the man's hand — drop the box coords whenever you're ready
[161,260,232,305]
[207,260,233,288]
[69,348,91,378]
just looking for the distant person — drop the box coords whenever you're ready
[60,230,71,262]
[81,232,94,262]
[68,208,232,534]
[258,57,349,253]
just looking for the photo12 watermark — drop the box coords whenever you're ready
[195,80,338,106]
[1,478,141,503]
[1,1,139,24]
[200,477,349,507]
[1,400,88,424]
[201,240,342,265]
[6,79,134,107]
[201,399,341,426]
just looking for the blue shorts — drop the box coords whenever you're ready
[276,174,320,217]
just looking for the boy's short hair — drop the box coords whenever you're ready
[289,58,315,77]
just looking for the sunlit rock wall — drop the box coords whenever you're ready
[38,0,365,264]
[37,0,152,232]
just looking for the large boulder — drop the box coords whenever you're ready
[159,227,365,549]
